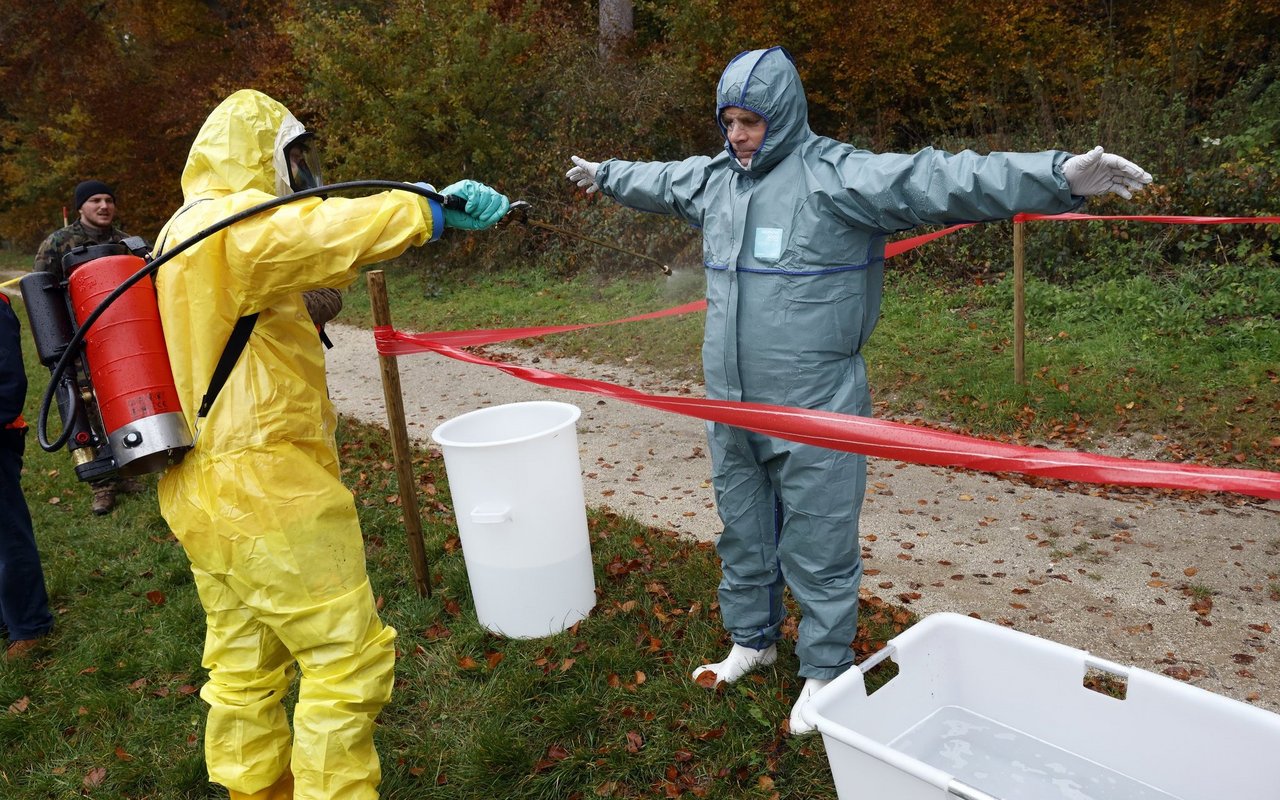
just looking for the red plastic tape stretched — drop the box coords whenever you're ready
[1016,212,1280,225]
[374,327,1280,500]
[369,212,1280,499]
[409,225,973,349]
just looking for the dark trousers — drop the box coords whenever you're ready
[0,428,53,641]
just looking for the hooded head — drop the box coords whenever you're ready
[715,47,811,174]
[181,89,320,201]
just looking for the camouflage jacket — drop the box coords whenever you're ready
[33,219,130,283]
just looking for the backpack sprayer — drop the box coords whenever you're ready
[22,186,669,484]
[22,181,469,483]
[21,236,183,481]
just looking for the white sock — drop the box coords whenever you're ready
[691,643,777,685]
[788,677,832,735]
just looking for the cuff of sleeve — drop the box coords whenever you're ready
[426,198,444,242]
[1051,151,1073,193]
[596,159,615,198]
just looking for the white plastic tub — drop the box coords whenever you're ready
[804,613,1280,800]
[431,401,596,638]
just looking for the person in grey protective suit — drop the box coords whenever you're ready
[565,46,1151,734]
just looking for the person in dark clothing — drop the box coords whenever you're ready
[0,290,54,661]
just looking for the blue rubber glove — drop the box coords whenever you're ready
[440,179,510,230]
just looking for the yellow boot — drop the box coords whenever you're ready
[228,768,294,800]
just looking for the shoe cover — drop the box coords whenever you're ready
[787,677,831,735]
[692,643,776,685]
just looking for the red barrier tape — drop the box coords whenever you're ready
[414,301,707,348]
[885,223,975,256]
[374,327,1280,500]
[369,213,1280,499]
[1016,212,1280,224]
[404,224,974,349]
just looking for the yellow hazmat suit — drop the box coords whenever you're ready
[155,90,438,799]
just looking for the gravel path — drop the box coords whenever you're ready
[324,320,1280,713]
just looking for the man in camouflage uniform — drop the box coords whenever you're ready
[33,180,143,515]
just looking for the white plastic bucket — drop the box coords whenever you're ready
[430,401,596,638]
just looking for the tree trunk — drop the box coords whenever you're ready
[598,0,633,60]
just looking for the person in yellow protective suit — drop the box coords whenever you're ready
[153,89,508,800]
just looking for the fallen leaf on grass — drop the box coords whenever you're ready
[696,721,727,742]
[533,744,572,773]
[83,767,107,789]
[625,731,645,752]
[9,696,30,714]
[421,623,452,640]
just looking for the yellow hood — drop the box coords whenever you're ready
[181,89,291,200]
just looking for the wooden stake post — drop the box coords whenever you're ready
[1013,220,1026,386]
[366,270,432,597]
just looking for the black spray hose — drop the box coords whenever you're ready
[37,180,466,452]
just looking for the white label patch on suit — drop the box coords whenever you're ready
[754,227,783,260]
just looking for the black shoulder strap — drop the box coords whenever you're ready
[196,312,259,419]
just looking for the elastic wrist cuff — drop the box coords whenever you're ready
[427,198,444,242]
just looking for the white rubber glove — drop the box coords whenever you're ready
[1062,146,1153,200]
[566,155,600,194]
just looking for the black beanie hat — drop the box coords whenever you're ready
[74,180,115,210]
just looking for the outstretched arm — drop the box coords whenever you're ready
[566,154,714,227]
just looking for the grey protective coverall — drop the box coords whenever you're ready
[596,47,1082,678]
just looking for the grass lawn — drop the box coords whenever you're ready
[1,304,910,798]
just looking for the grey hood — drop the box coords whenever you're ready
[715,47,812,175]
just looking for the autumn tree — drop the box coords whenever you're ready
[0,1,301,247]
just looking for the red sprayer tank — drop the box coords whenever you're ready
[67,253,192,474]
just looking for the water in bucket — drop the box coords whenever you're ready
[431,401,597,638]
[892,707,1183,800]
